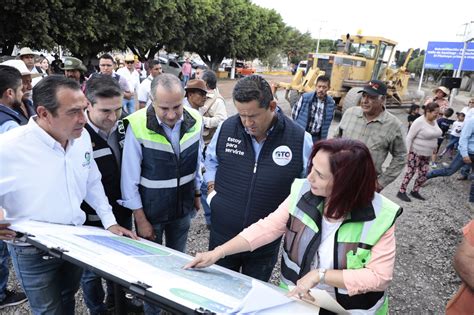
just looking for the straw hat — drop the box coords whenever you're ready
[433,86,450,97]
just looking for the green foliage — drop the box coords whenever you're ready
[407,55,425,75]
[281,27,317,65]
[0,0,57,55]
[0,0,285,68]
[261,49,283,71]
[184,0,286,70]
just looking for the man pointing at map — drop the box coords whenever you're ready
[0,76,136,314]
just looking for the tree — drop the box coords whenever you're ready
[50,0,128,60]
[281,27,317,65]
[184,0,286,70]
[0,0,57,55]
[261,49,283,71]
[407,55,424,75]
[124,0,188,61]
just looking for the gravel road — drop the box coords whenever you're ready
[3,76,473,314]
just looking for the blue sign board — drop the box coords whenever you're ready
[424,41,474,71]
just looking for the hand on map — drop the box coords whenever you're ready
[107,224,139,240]
[0,223,16,240]
[183,250,221,269]
[287,270,318,301]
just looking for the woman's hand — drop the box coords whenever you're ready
[287,269,320,301]
[183,248,224,269]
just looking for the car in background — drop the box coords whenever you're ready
[159,58,183,78]
[159,58,203,79]
[221,60,255,77]
[296,60,308,75]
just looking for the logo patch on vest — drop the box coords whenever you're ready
[272,145,292,166]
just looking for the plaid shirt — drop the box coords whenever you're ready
[292,96,325,134]
[334,107,407,187]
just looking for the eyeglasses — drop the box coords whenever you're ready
[99,64,113,67]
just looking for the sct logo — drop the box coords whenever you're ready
[272,145,292,166]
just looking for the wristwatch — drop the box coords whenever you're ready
[318,268,327,285]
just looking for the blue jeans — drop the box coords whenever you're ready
[81,271,111,315]
[444,135,460,153]
[81,216,132,314]
[0,241,9,302]
[182,75,190,87]
[427,152,470,179]
[200,181,211,226]
[468,156,474,203]
[151,213,191,251]
[144,214,191,315]
[122,98,135,114]
[209,232,280,282]
[7,244,83,315]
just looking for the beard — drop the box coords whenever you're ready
[11,99,23,110]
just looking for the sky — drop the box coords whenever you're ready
[252,0,474,51]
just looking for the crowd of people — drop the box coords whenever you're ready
[0,47,472,314]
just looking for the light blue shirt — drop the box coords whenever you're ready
[204,120,313,183]
[120,114,203,210]
[0,120,20,134]
[458,117,474,158]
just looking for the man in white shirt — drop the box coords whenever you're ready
[0,76,136,314]
[117,55,140,114]
[137,60,162,109]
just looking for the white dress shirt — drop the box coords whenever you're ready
[0,118,117,228]
[137,75,153,107]
[117,67,140,93]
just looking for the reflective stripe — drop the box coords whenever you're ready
[138,138,174,154]
[288,180,319,233]
[87,214,101,222]
[291,207,319,233]
[359,194,382,243]
[280,274,294,287]
[140,173,195,189]
[93,148,112,159]
[282,250,301,275]
[180,131,201,153]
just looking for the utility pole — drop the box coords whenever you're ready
[316,21,327,54]
[449,21,473,106]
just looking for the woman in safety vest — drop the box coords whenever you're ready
[185,138,402,314]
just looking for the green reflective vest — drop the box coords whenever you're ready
[281,178,402,313]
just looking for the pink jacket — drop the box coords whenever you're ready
[239,196,396,296]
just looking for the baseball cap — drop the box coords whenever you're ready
[358,80,387,96]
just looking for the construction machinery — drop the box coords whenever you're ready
[274,34,415,112]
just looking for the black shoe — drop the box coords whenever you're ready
[410,191,426,201]
[396,192,411,202]
[0,290,27,309]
